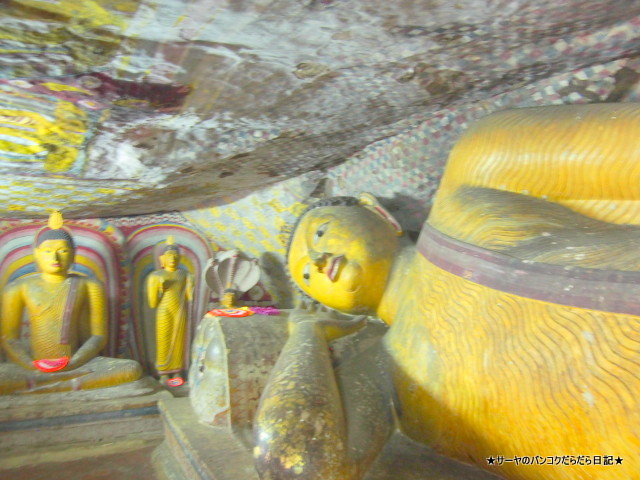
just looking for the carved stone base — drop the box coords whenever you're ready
[153,395,503,480]
[0,376,167,465]
[184,312,505,479]
[152,396,259,480]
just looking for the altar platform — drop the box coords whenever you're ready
[153,395,504,480]
[0,310,506,480]
[0,377,168,454]
[0,374,173,480]
[0,375,505,480]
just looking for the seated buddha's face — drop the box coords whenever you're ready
[288,204,399,314]
[35,239,74,275]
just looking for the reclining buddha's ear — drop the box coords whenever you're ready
[358,192,404,236]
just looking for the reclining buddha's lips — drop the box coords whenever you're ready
[327,255,345,281]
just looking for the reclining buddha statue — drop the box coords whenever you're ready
[0,212,142,394]
[254,103,640,480]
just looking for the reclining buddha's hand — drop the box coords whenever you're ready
[289,300,367,341]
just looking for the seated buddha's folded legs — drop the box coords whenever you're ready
[0,357,142,394]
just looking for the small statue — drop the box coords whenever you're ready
[255,103,640,480]
[203,249,260,308]
[0,211,142,394]
[147,236,194,386]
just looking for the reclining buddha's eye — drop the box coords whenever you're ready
[313,222,329,244]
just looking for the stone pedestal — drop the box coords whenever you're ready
[188,312,391,445]
[158,313,503,479]
[0,377,167,468]
[153,396,503,480]
[188,313,288,447]
[153,396,259,480]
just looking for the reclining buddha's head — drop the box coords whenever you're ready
[287,193,403,315]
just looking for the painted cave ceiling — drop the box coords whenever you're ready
[1,0,640,218]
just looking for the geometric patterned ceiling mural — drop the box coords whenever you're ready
[1,0,640,218]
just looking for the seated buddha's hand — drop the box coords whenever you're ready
[289,300,367,341]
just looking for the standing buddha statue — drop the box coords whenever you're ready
[147,236,194,387]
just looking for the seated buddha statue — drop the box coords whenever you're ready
[0,212,142,394]
[146,236,193,387]
[254,103,640,480]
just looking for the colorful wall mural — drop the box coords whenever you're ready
[1,1,639,221]
[1,0,140,78]
[0,74,190,176]
[0,81,93,175]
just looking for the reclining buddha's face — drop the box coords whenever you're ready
[288,204,399,314]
